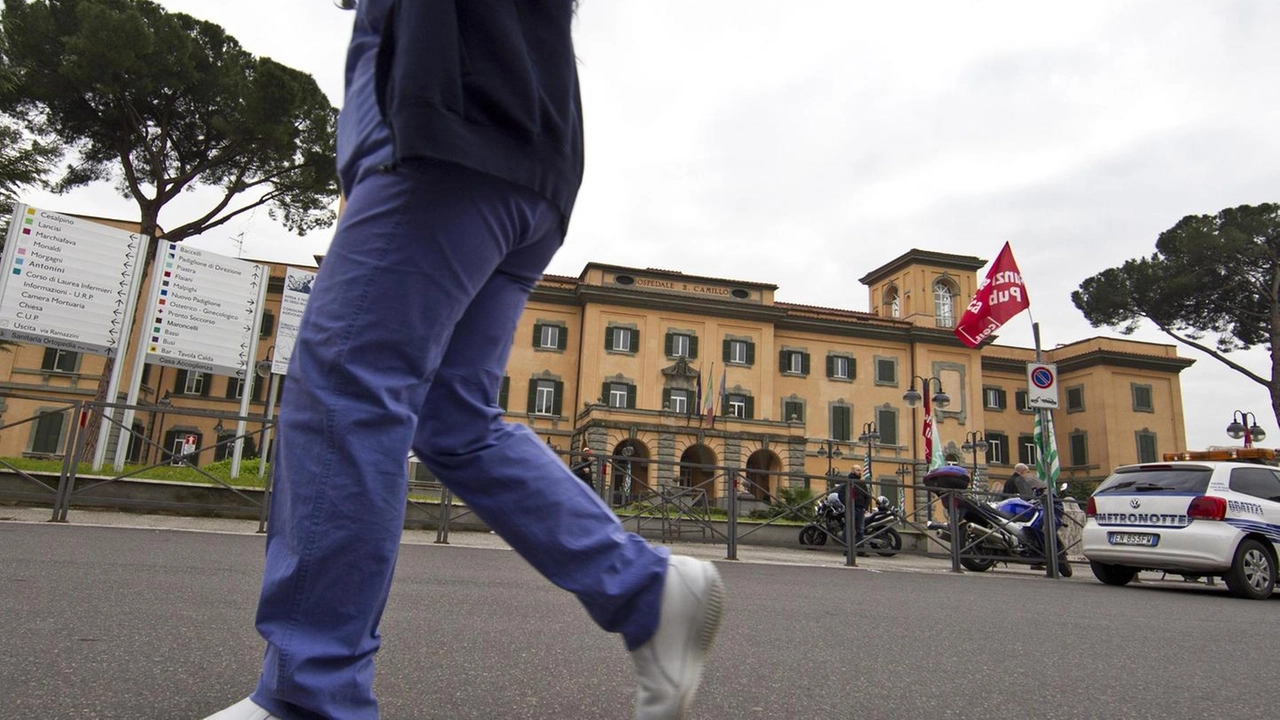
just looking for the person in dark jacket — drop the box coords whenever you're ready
[205,4,724,719]
[848,466,873,556]
[1003,462,1031,496]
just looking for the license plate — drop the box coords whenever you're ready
[1109,532,1158,547]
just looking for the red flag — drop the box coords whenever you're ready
[954,242,1030,348]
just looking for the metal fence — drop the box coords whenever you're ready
[0,394,1085,574]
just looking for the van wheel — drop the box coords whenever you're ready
[1225,538,1276,600]
[1090,560,1136,586]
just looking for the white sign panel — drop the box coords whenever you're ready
[0,204,144,355]
[272,266,315,375]
[1026,362,1059,409]
[146,242,266,377]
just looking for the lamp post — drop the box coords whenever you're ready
[960,430,988,486]
[858,422,880,480]
[902,376,951,410]
[816,438,844,483]
[1226,410,1266,448]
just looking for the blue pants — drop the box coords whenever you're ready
[250,160,668,719]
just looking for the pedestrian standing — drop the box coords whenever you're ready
[204,3,724,719]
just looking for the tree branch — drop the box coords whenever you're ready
[1150,320,1268,386]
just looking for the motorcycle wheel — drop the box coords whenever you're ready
[799,525,827,547]
[873,528,901,557]
[1058,553,1074,577]
[959,527,998,572]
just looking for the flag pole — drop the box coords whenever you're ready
[1033,319,1062,579]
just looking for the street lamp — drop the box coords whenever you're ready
[1226,410,1266,448]
[816,439,844,480]
[960,430,988,484]
[902,376,951,410]
[858,422,880,477]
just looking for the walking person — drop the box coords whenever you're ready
[205,2,724,718]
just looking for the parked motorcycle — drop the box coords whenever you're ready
[862,496,902,557]
[922,465,1072,576]
[798,493,901,556]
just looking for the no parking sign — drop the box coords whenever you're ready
[1026,363,1059,409]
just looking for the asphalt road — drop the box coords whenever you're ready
[2,520,1277,719]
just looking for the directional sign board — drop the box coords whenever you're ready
[1026,362,1059,409]
[145,242,267,378]
[272,266,316,375]
[0,204,144,356]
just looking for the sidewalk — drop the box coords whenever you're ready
[0,503,1072,578]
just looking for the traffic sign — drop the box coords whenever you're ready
[1026,362,1059,409]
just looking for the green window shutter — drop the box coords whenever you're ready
[603,382,613,406]
[201,374,211,397]
[745,341,755,365]
[664,332,674,356]
[825,356,835,378]
[744,396,754,419]
[498,376,510,411]
[662,387,672,409]
[557,327,567,350]
[32,412,64,454]
[626,384,637,409]
[849,358,857,380]
[527,380,538,413]
[689,335,698,359]
[997,388,1007,409]
[779,350,788,372]
[604,328,614,351]
[533,323,543,347]
[723,338,731,362]
[877,407,898,445]
[833,406,851,441]
[801,353,811,375]
[260,310,275,339]
[630,328,640,351]
[552,380,563,415]
[175,369,188,393]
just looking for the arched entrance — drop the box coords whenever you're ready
[743,448,783,502]
[610,439,650,505]
[678,443,717,499]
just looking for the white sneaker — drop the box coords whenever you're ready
[202,697,280,720]
[630,555,726,720]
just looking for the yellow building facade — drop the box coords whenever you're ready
[0,239,1192,511]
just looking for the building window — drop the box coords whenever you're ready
[780,349,809,375]
[664,388,693,414]
[665,332,698,359]
[827,354,855,381]
[783,399,805,423]
[30,409,65,454]
[986,433,1008,465]
[1136,430,1158,463]
[874,357,897,386]
[528,378,563,416]
[41,348,79,373]
[175,369,209,397]
[1066,385,1085,413]
[1018,434,1038,466]
[259,309,275,339]
[1014,390,1032,413]
[883,286,900,318]
[498,376,510,411]
[1132,383,1154,413]
[933,279,955,328]
[225,375,262,401]
[725,393,753,419]
[603,381,637,410]
[534,322,566,351]
[875,406,899,446]
[1069,431,1088,467]
[831,405,852,441]
[605,326,638,354]
[984,387,1007,410]
[723,338,755,365]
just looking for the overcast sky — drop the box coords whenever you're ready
[21,0,1280,454]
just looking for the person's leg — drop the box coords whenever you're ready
[410,233,669,648]
[248,161,562,719]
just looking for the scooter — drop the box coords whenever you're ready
[923,465,1072,576]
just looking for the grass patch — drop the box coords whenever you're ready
[0,456,272,489]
